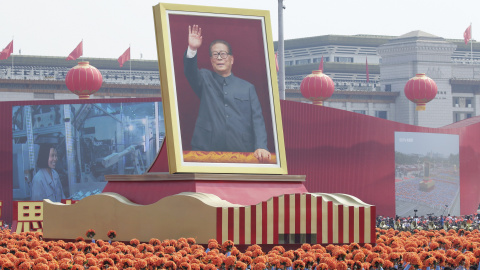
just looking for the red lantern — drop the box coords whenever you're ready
[404,73,437,111]
[300,70,335,106]
[65,61,103,99]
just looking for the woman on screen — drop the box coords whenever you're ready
[31,144,65,202]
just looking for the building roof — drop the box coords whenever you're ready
[398,30,440,39]
[275,34,395,50]
[286,62,379,76]
[275,32,480,52]
[0,55,159,71]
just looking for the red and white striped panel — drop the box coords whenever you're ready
[216,193,376,245]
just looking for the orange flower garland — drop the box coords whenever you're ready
[85,229,95,239]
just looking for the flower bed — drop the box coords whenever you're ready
[0,228,479,269]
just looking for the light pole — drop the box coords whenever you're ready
[278,0,285,100]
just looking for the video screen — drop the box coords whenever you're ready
[12,101,165,202]
[395,132,460,217]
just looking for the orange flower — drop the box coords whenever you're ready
[372,257,384,268]
[292,259,305,269]
[384,259,394,268]
[185,238,196,245]
[424,257,437,268]
[336,261,348,270]
[165,246,176,254]
[70,264,85,270]
[165,260,178,270]
[455,254,469,268]
[274,257,290,269]
[240,255,253,265]
[361,262,371,270]
[85,229,95,239]
[283,250,294,260]
[234,261,247,270]
[252,249,264,258]
[323,257,336,269]
[225,256,237,267]
[300,244,311,251]
[106,230,116,240]
[409,253,423,269]
[33,263,49,270]
[190,263,201,270]
[2,260,15,269]
[207,240,219,250]
[348,243,361,251]
[149,238,162,246]
[272,246,285,254]
[365,252,379,263]
[222,240,235,252]
[179,261,191,270]
[129,239,140,247]
[211,255,224,268]
[99,258,114,268]
[253,262,266,270]
[316,263,328,270]
[75,237,85,242]
[302,255,314,268]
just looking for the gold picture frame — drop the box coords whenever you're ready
[153,3,287,174]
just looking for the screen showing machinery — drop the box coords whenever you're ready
[394,132,460,217]
[12,101,165,201]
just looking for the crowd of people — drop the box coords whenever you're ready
[395,178,458,212]
[377,214,480,232]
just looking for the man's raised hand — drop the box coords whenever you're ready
[188,25,203,51]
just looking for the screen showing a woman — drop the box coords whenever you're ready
[31,144,65,202]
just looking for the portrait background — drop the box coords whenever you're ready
[168,14,276,154]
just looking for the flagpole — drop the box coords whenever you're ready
[129,44,132,85]
[470,23,473,66]
[471,23,474,78]
[11,36,14,79]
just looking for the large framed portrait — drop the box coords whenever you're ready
[153,3,287,174]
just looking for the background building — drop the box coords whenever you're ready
[0,57,160,100]
[1,30,479,127]
[279,31,480,128]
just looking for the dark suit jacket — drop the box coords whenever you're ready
[184,52,268,152]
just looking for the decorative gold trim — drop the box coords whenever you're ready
[152,3,287,175]
[105,172,305,182]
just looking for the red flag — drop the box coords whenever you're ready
[366,56,370,83]
[274,52,279,72]
[118,47,130,67]
[464,24,472,45]
[0,40,13,60]
[66,41,83,61]
[319,55,324,71]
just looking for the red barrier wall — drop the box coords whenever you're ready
[2,98,480,223]
[278,101,479,216]
[150,100,480,217]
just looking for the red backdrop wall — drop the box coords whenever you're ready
[150,100,480,217]
[167,14,276,153]
[1,99,480,224]
[278,101,479,216]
